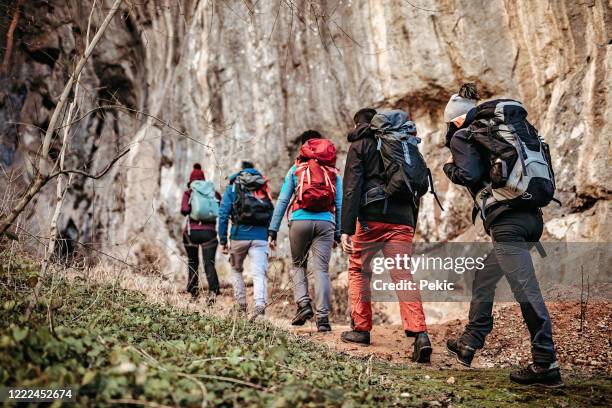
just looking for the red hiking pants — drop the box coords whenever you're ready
[348,221,427,333]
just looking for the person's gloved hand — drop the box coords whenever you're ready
[333,232,341,249]
[268,230,277,250]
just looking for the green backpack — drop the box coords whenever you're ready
[189,180,219,222]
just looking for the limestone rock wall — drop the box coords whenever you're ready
[1,0,610,272]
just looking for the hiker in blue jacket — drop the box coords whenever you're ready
[268,130,342,332]
[218,161,274,318]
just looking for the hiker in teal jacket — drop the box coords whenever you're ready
[268,130,342,332]
[268,166,342,237]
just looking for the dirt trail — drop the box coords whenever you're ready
[213,288,611,375]
[287,323,463,367]
[70,266,611,376]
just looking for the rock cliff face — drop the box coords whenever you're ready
[1,0,610,271]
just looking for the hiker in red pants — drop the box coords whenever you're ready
[340,108,433,363]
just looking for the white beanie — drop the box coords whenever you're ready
[443,94,477,123]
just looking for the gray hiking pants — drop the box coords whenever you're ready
[229,239,269,308]
[289,220,334,319]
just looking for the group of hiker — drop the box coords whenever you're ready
[180,83,563,388]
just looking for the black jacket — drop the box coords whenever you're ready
[443,128,489,196]
[341,124,417,235]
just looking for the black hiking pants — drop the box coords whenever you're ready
[460,210,557,364]
[183,229,220,297]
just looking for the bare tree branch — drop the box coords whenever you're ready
[48,148,131,181]
[0,0,124,237]
[36,0,101,324]
[403,0,443,13]
[38,0,124,175]
[56,104,216,149]
[1,0,23,74]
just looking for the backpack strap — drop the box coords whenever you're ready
[471,205,480,225]
[507,124,528,173]
[399,170,418,209]
[401,138,411,165]
[470,125,501,133]
[321,166,336,193]
[297,165,306,202]
[534,241,547,258]
[427,168,444,211]
[473,185,493,222]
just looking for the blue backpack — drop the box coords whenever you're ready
[189,180,219,222]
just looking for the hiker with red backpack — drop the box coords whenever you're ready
[218,161,274,318]
[442,83,563,388]
[268,130,342,332]
[180,164,221,302]
[340,108,438,363]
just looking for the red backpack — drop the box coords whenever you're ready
[292,138,338,213]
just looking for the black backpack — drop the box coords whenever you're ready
[231,172,274,226]
[467,99,558,215]
[363,110,443,211]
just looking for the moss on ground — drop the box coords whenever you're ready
[1,259,610,407]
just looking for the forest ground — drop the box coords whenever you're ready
[2,256,610,407]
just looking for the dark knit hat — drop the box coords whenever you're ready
[189,163,205,183]
[300,130,322,144]
[353,108,377,125]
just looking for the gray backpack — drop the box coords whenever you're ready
[366,110,443,211]
[468,99,558,216]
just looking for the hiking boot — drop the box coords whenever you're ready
[341,330,370,345]
[510,362,564,388]
[316,317,331,332]
[206,292,217,306]
[446,337,476,367]
[250,305,266,321]
[411,332,433,363]
[235,303,247,314]
[291,302,314,326]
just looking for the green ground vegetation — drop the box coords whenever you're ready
[1,258,610,407]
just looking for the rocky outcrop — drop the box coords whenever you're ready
[1,0,610,271]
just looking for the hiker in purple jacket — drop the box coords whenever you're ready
[181,164,221,302]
